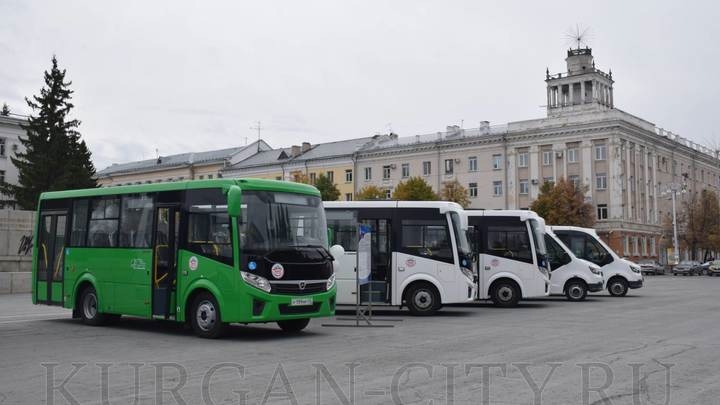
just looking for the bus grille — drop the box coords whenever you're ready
[270,282,326,295]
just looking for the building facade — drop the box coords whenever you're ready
[0,114,27,209]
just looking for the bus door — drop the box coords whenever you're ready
[152,205,180,317]
[358,215,392,304]
[36,211,68,305]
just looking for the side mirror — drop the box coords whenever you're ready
[227,185,242,217]
[329,244,345,261]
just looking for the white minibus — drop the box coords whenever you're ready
[324,201,476,315]
[464,210,550,307]
[549,226,644,296]
[544,228,604,301]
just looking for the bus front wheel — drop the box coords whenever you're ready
[277,318,310,333]
[490,280,521,307]
[565,280,588,301]
[79,286,107,326]
[607,278,628,297]
[190,292,226,339]
[405,283,440,316]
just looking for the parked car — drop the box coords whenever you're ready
[708,260,720,277]
[699,261,713,275]
[639,260,664,275]
[673,260,701,276]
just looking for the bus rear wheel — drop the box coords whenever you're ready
[405,283,441,316]
[277,318,310,333]
[490,280,521,307]
[190,292,225,339]
[79,286,107,326]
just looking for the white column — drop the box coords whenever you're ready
[652,151,658,224]
[580,81,586,104]
[569,82,575,105]
[546,87,551,111]
[609,139,624,219]
[626,143,632,220]
[529,145,539,200]
[581,140,593,201]
[507,149,517,209]
[644,148,650,223]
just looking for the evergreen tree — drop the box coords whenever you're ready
[440,180,471,208]
[356,185,387,200]
[392,177,438,201]
[1,56,97,209]
[530,177,595,227]
[1,103,9,116]
[314,174,340,201]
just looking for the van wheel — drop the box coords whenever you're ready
[405,283,440,315]
[607,278,628,297]
[490,280,521,307]
[190,292,225,339]
[277,318,310,333]
[80,286,107,326]
[565,281,588,301]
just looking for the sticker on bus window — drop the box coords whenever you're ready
[271,263,284,279]
[189,256,199,271]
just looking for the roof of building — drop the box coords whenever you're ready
[230,136,374,169]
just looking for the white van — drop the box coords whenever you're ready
[548,226,643,296]
[464,210,550,307]
[544,228,605,301]
[325,201,476,315]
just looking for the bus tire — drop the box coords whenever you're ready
[190,292,225,339]
[565,280,588,301]
[490,280,521,307]
[79,285,107,326]
[404,282,440,316]
[277,318,310,333]
[607,277,628,297]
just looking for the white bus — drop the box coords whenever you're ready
[324,201,476,315]
[464,210,550,307]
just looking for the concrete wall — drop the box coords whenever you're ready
[0,209,34,293]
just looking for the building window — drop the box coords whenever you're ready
[519,179,529,195]
[492,154,502,170]
[623,236,629,256]
[567,148,578,163]
[326,171,334,183]
[641,237,648,256]
[345,193,353,201]
[383,165,391,180]
[208,174,214,179]
[444,159,454,175]
[543,177,554,185]
[345,169,353,183]
[469,183,478,198]
[632,237,639,256]
[198,175,204,180]
[401,163,410,178]
[595,144,607,161]
[493,181,503,196]
[596,173,607,190]
[468,156,477,172]
[597,204,608,220]
[0,170,4,184]
[309,172,317,184]
[0,138,5,157]
[275,176,282,181]
[364,167,372,181]
[569,175,580,189]
[650,238,656,256]
[518,152,528,168]
[385,188,392,199]
[542,151,553,166]
[422,161,431,176]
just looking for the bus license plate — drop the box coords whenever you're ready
[290,297,313,306]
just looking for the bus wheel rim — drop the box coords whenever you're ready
[196,301,217,331]
[83,293,97,319]
[569,285,583,299]
[414,290,433,309]
[498,286,513,301]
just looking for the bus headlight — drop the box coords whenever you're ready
[326,273,336,290]
[590,266,603,276]
[241,271,271,293]
[460,267,474,281]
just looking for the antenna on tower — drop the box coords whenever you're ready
[565,24,592,50]
[250,121,263,151]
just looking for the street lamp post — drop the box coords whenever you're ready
[664,182,686,265]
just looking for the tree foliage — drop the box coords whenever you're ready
[356,185,386,200]
[392,177,438,201]
[679,189,720,261]
[530,177,595,227]
[1,56,96,209]
[440,180,470,208]
[314,174,340,201]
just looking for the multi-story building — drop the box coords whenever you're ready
[355,48,720,263]
[96,140,270,186]
[0,114,27,209]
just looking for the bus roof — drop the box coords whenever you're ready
[39,178,320,200]
[546,225,599,236]
[323,200,464,213]
[463,209,542,221]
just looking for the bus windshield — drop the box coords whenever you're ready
[528,219,546,255]
[239,191,328,251]
[450,212,471,256]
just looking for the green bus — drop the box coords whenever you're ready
[32,178,336,338]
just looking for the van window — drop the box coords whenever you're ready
[556,231,613,266]
[545,234,571,271]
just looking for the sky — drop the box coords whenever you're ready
[1,1,719,170]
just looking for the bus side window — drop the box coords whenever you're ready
[400,219,453,264]
[71,199,89,246]
[88,198,120,247]
[485,224,533,263]
[119,194,153,248]
[325,210,358,251]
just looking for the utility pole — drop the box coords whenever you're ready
[250,121,263,151]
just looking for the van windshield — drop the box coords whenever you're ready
[528,219,546,255]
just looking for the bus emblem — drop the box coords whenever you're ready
[189,256,199,271]
[299,281,306,290]
[271,263,284,279]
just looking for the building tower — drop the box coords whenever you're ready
[545,48,614,116]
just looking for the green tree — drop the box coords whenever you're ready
[356,185,386,200]
[681,189,720,261]
[1,56,97,209]
[1,103,9,116]
[530,177,595,227]
[440,180,470,208]
[392,177,438,201]
[315,174,340,201]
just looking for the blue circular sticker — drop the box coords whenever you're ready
[248,261,257,271]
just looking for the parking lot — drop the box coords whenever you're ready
[1,276,719,404]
